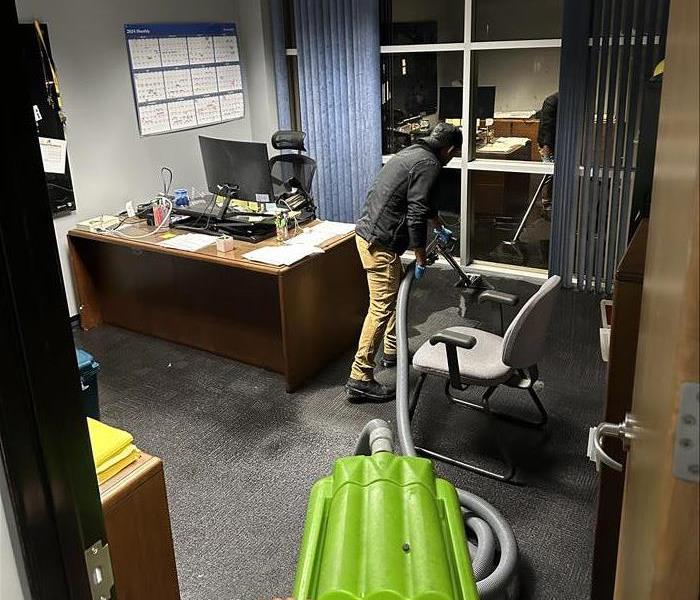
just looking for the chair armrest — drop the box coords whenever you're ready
[478,290,519,307]
[429,330,477,391]
[429,330,477,349]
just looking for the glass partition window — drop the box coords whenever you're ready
[381,52,464,155]
[469,171,552,269]
[471,48,560,162]
[380,0,465,45]
[473,0,563,42]
[281,0,562,273]
[432,169,461,258]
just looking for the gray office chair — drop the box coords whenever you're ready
[409,275,561,482]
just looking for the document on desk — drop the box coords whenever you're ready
[478,137,531,154]
[285,221,355,247]
[243,245,323,266]
[494,110,537,119]
[311,221,356,236]
[158,233,216,251]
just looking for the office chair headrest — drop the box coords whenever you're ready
[271,130,307,151]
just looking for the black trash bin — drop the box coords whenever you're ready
[76,348,100,419]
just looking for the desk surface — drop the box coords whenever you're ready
[476,136,531,157]
[99,452,157,507]
[68,219,354,276]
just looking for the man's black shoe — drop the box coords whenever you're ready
[380,354,397,368]
[346,378,395,402]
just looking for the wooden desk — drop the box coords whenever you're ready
[100,453,180,599]
[493,117,541,161]
[68,222,368,391]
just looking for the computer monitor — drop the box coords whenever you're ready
[476,86,496,120]
[439,87,463,120]
[199,137,275,203]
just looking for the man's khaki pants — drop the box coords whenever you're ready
[349,236,402,381]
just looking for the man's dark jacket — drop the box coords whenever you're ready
[537,92,558,151]
[356,141,441,255]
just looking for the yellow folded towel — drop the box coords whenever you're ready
[96,445,140,484]
[87,418,141,484]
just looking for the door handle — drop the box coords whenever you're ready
[587,413,640,472]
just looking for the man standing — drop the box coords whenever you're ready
[346,123,462,401]
[537,91,558,163]
[537,92,558,219]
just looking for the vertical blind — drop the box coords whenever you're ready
[270,0,292,130]
[293,0,382,223]
[551,0,670,292]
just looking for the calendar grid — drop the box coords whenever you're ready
[125,23,245,136]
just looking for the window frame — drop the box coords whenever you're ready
[283,0,562,272]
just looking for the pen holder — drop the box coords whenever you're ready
[216,235,234,253]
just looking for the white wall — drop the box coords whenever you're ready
[478,47,560,113]
[15,0,278,315]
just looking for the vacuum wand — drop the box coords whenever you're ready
[394,262,518,600]
[426,232,488,290]
[506,174,552,246]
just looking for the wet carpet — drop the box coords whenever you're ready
[74,264,606,600]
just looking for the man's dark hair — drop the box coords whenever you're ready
[425,122,463,151]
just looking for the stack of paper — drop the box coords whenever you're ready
[310,221,356,236]
[243,244,324,266]
[494,110,537,119]
[479,137,531,154]
[285,221,355,247]
[159,233,216,251]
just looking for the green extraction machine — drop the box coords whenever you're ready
[294,442,479,600]
[292,234,519,600]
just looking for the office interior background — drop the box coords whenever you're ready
[2,0,698,599]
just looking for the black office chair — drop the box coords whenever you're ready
[269,130,317,200]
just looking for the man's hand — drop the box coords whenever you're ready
[539,145,552,160]
[434,225,453,245]
[414,247,427,280]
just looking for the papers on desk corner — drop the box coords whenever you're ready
[243,244,324,266]
[158,233,216,251]
[310,221,356,236]
[284,220,355,247]
[243,221,353,266]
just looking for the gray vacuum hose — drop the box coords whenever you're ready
[354,418,394,456]
[395,263,519,600]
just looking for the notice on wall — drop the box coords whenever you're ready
[38,137,67,174]
[124,23,245,136]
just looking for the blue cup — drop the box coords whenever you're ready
[174,188,189,206]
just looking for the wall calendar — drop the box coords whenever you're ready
[125,23,245,136]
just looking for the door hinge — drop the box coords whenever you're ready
[673,382,699,483]
[84,540,114,600]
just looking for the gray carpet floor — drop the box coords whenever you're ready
[74,265,606,600]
